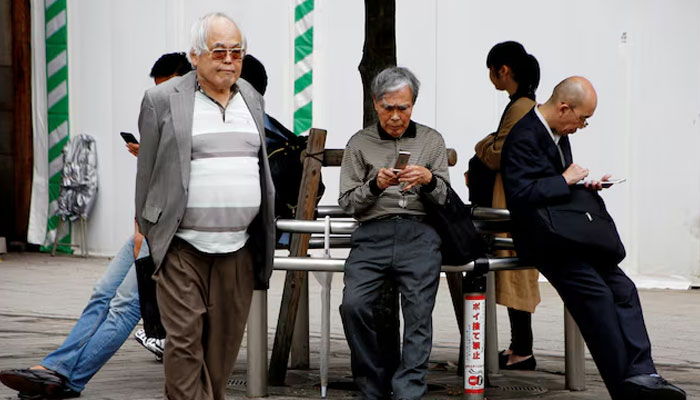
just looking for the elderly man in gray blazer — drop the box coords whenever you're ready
[135,12,274,400]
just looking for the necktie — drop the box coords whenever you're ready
[556,140,566,167]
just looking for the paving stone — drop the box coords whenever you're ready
[0,253,698,399]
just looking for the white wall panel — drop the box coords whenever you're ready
[64,0,700,284]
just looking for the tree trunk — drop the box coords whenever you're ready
[358,0,401,372]
[359,0,396,128]
[11,0,33,245]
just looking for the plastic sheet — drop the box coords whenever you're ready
[57,134,98,221]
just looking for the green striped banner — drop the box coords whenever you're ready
[294,0,314,135]
[41,0,71,253]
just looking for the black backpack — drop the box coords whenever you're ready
[467,150,497,207]
[467,98,520,207]
[265,115,324,220]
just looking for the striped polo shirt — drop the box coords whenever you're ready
[175,86,261,254]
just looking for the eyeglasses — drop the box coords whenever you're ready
[565,103,589,128]
[207,47,245,61]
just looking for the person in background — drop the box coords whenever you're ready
[468,41,541,370]
[239,54,315,242]
[131,52,193,361]
[239,54,294,148]
[149,52,192,86]
[0,52,190,400]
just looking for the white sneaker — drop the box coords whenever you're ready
[134,328,165,361]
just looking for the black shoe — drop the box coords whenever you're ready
[18,387,80,399]
[0,369,80,399]
[500,354,536,371]
[498,350,509,368]
[619,374,685,400]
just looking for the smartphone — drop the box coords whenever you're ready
[120,131,139,144]
[392,151,411,173]
[575,178,626,187]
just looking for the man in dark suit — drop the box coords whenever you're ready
[501,76,685,400]
[135,12,275,400]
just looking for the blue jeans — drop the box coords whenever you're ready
[41,236,149,392]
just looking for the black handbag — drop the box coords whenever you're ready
[423,182,487,265]
[467,153,497,207]
[536,188,626,263]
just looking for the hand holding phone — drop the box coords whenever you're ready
[392,151,411,173]
[575,178,626,188]
[120,131,139,144]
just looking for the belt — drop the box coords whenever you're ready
[373,214,425,222]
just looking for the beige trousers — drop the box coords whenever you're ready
[156,238,254,400]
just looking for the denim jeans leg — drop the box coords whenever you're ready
[41,236,137,384]
[64,264,141,391]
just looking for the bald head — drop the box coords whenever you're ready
[546,76,597,110]
[540,76,597,135]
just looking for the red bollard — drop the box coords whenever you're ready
[463,273,487,400]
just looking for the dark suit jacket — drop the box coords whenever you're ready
[501,108,574,263]
[135,71,276,290]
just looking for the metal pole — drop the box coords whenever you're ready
[273,256,524,273]
[484,271,499,380]
[316,205,511,220]
[319,216,332,398]
[81,217,89,257]
[247,290,268,398]
[463,273,487,400]
[50,218,63,256]
[471,207,511,220]
[308,236,352,249]
[308,205,510,220]
[564,307,586,391]
[276,219,359,234]
[311,236,514,251]
[275,257,346,272]
[316,205,349,217]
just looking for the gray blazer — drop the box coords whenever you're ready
[135,71,276,289]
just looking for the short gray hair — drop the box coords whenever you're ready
[371,67,420,104]
[189,12,247,57]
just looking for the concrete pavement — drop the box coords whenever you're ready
[0,252,698,399]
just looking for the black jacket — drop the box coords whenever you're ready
[501,108,573,263]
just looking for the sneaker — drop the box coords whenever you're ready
[133,328,147,345]
[134,329,165,360]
